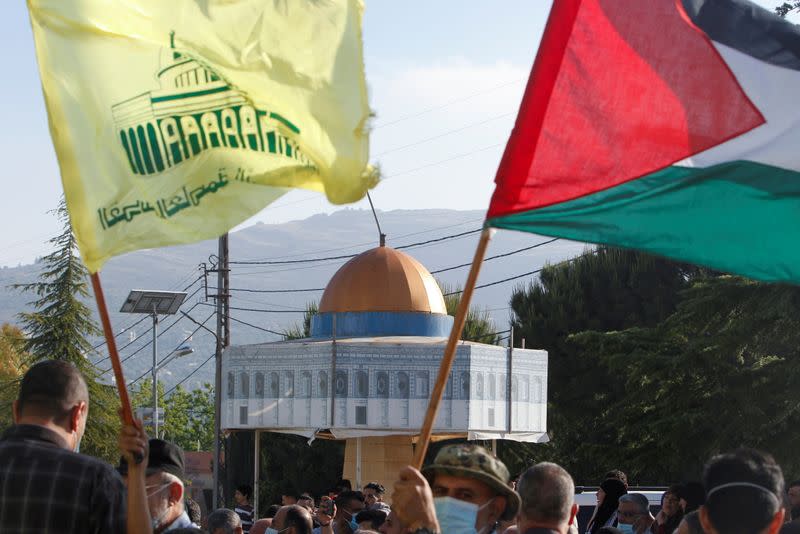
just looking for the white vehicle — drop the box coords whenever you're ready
[573,488,666,532]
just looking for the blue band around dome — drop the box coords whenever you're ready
[311,311,454,339]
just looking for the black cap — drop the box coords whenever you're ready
[119,439,185,480]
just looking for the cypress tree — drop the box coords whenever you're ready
[15,199,120,461]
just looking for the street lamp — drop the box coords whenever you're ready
[121,289,187,438]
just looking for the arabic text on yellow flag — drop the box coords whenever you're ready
[28,0,375,272]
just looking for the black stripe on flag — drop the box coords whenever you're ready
[682,0,800,71]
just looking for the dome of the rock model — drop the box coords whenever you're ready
[319,245,447,314]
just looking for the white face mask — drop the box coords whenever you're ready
[265,527,290,534]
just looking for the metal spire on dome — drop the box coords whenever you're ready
[367,192,385,247]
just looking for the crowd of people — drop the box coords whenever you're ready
[1,360,799,534]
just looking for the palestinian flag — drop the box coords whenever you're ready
[487,0,800,283]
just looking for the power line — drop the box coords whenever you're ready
[230,228,482,266]
[253,138,506,216]
[164,353,216,396]
[232,218,484,264]
[225,287,325,294]
[127,311,216,387]
[443,252,592,296]
[431,238,559,274]
[90,273,202,355]
[372,78,524,129]
[98,297,203,373]
[229,315,286,337]
[443,268,546,296]
[375,112,514,157]
[199,302,305,314]
[222,237,561,295]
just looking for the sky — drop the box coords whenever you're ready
[0,0,793,267]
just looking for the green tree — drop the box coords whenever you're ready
[14,200,120,462]
[439,281,500,344]
[568,276,800,482]
[0,324,30,432]
[283,302,319,340]
[507,246,703,482]
[131,378,215,451]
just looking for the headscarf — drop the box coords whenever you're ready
[589,478,628,534]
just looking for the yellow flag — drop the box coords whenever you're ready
[27,0,375,272]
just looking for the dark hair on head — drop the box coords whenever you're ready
[17,360,88,423]
[336,490,365,511]
[364,482,385,494]
[517,462,574,524]
[679,481,705,513]
[237,484,252,500]
[589,478,627,534]
[604,469,628,488]
[168,529,203,534]
[666,483,684,496]
[703,448,784,534]
[355,509,388,528]
[207,508,241,531]
[264,504,281,518]
[184,497,201,524]
[789,480,800,489]
[284,504,313,534]
[336,479,353,491]
[781,520,800,534]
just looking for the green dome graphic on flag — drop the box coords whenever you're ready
[112,32,309,176]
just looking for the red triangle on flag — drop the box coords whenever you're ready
[487,0,764,219]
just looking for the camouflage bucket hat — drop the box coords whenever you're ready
[422,444,520,520]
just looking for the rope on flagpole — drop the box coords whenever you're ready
[412,227,494,468]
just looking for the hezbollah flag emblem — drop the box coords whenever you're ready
[27,1,375,272]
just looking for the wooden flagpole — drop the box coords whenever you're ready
[413,228,493,468]
[90,272,137,428]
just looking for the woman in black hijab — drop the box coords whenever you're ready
[587,478,628,534]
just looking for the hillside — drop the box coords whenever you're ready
[0,209,587,390]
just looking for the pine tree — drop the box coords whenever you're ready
[14,199,120,461]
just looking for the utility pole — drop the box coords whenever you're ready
[212,233,230,508]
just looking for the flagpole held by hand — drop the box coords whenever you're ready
[412,228,494,468]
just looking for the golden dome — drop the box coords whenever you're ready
[319,245,447,314]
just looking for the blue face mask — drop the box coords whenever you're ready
[435,496,479,534]
[617,524,635,534]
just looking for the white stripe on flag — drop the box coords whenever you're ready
[676,42,800,173]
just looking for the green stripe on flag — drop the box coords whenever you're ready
[487,161,800,283]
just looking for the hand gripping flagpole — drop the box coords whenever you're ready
[90,272,143,462]
[413,227,494,468]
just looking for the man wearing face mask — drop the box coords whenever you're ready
[615,494,653,534]
[0,359,152,533]
[334,490,367,534]
[123,438,198,532]
[393,443,520,534]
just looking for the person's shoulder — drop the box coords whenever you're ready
[59,450,124,484]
